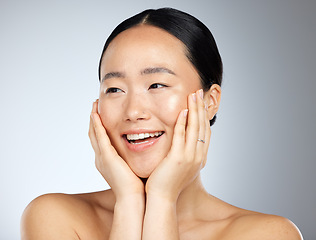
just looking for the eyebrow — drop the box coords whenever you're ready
[141,67,175,76]
[101,72,125,82]
[101,67,175,82]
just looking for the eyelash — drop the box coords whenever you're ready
[105,88,123,94]
[104,83,167,94]
[149,83,168,89]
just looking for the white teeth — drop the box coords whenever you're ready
[126,131,163,141]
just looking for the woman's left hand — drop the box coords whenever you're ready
[145,89,211,202]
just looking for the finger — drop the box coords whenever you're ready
[90,106,114,156]
[185,92,199,157]
[91,99,98,113]
[89,114,100,155]
[202,128,211,168]
[88,101,100,154]
[195,89,207,163]
[170,109,188,153]
[202,95,212,167]
[204,108,211,152]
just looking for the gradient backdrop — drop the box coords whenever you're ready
[1,0,315,239]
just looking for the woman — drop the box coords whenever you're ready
[21,8,302,240]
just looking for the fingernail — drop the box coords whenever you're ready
[183,109,188,117]
[192,93,196,102]
[198,89,203,99]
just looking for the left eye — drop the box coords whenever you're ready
[149,83,167,89]
[105,88,123,94]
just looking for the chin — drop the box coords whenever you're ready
[127,158,159,179]
[123,151,168,179]
[131,166,155,179]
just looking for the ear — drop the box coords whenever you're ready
[204,84,221,120]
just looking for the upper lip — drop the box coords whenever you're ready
[122,129,164,136]
[122,129,164,138]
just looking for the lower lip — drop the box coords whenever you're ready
[124,134,163,152]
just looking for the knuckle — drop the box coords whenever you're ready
[95,158,103,172]
[88,129,93,138]
[185,152,195,163]
[95,158,100,170]
[176,127,185,137]
[188,122,199,133]
[95,130,102,140]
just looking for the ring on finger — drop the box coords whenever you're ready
[197,138,205,143]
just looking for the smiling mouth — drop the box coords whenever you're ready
[124,131,164,144]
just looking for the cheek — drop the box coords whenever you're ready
[98,100,118,130]
[97,100,123,149]
[155,93,187,127]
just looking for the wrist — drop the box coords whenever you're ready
[146,191,178,206]
[110,193,145,240]
[114,194,145,218]
[114,185,145,200]
[116,192,145,205]
[145,179,180,203]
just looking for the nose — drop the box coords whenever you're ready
[123,92,150,122]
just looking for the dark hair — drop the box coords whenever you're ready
[98,8,222,126]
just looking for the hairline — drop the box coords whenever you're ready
[99,22,207,89]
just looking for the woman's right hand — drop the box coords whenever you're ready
[89,100,145,200]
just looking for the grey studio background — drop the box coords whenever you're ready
[1,0,315,239]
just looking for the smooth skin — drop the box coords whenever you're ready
[21,25,302,240]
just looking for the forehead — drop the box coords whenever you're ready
[108,24,186,52]
[100,25,190,70]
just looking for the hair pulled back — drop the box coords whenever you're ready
[98,8,222,126]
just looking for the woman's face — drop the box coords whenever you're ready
[98,25,202,178]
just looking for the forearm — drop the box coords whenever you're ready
[109,195,145,240]
[142,194,180,240]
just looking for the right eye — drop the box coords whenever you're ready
[149,83,167,89]
[104,88,123,94]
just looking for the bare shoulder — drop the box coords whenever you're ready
[224,211,303,240]
[21,191,114,240]
[194,195,303,240]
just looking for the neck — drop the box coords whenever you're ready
[175,174,209,221]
